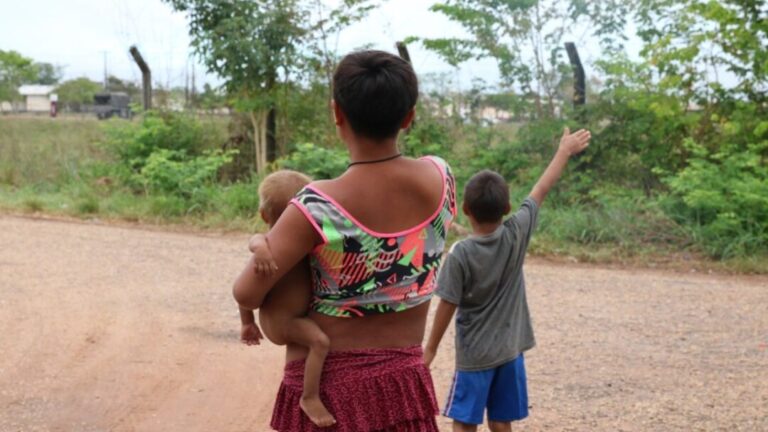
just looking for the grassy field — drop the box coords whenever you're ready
[0,115,261,231]
[0,115,105,186]
[1,115,765,274]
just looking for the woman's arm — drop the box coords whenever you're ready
[233,205,320,310]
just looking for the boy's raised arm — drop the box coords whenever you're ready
[529,127,591,206]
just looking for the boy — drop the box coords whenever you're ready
[424,127,591,432]
[238,169,336,428]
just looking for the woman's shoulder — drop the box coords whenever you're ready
[417,155,455,184]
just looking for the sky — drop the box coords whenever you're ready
[0,0,641,91]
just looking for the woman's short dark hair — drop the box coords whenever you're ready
[333,50,418,140]
[464,170,510,223]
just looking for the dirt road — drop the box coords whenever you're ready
[1,216,766,431]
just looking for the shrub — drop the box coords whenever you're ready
[75,196,100,215]
[663,138,768,258]
[277,143,347,179]
[137,149,236,199]
[102,111,221,174]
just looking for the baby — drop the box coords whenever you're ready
[238,170,335,427]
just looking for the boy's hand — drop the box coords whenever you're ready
[249,234,278,276]
[558,127,591,156]
[240,323,264,346]
[423,346,437,368]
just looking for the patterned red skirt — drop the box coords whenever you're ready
[270,345,439,431]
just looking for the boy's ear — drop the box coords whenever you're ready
[331,100,344,126]
[504,202,512,215]
[462,202,471,217]
[400,108,415,129]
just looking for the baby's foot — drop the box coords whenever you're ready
[300,395,336,428]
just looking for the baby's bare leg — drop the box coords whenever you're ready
[283,317,335,427]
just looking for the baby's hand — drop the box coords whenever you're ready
[249,234,278,276]
[240,323,263,346]
[558,127,591,156]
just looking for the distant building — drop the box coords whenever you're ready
[18,85,56,112]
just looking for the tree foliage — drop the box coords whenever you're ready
[33,62,63,85]
[166,0,377,173]
[418,0,629,118]
[56,77,102,108]
[0,50,37,101]
[636,0,768,104]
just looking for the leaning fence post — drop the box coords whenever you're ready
[564,42,585,110]
[565,42,588,166]
[129,46,152,111]
[396,41,415,134]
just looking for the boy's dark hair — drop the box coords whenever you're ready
[333,50,418,140]
[464,170,510,223]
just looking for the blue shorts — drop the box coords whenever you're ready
[443,355,528,425]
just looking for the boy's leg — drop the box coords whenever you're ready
[487,355,529,425]
[487,420,512,432]
[443,369,492,428]
[453,420,479,432]
[282,317,334,427]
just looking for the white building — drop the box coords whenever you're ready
[18,85,56,112]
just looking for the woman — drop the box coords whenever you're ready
[234,50,456,431]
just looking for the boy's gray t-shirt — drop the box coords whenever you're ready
[436,197,539,371]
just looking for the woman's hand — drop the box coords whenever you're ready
[233,205,320,310]
[249,234,278,276]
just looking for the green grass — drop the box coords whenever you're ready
[0,116,106,186]
[1,114,765,274]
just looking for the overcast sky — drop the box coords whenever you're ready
[0,0,639,91]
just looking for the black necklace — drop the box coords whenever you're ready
[347,153,402,168]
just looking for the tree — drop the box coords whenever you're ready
[197,83,227,111]
[106,75,142,103]
[417,0,630,119]
[165,0,378,173]
[165,0,305,173]
[55,77,102,110]
[636,0,768,105]
[0,50,37,101]
[34,62,63,85]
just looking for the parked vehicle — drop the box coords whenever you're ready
[93,92,132,119]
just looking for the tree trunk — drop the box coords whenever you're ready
[249,111,268,173]
[265,72,277,163]
[266,106,276,163]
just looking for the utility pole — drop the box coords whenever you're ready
[102,51,108,90]
[190,63,196,108]
[185,60,190,108]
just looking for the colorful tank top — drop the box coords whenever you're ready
[290,156,457,317]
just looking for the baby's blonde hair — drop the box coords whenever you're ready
[258,170,312,225]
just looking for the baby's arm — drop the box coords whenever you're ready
[235,234,275,346]
[529,127,591,206]
[424,299,458,367]
[239,307,263,345]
